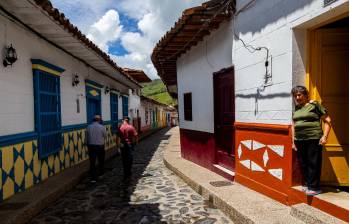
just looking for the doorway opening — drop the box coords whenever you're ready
[213,66,235,176]
[293,15,349,214]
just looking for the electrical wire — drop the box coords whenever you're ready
[231,0,272,90]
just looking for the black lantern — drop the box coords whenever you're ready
[104,86,110,94]
[3,44,18,67]
[72,74,80,86]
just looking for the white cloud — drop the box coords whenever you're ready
[52,0,207,80]
[51,0,117,32]
[86,10,122,52]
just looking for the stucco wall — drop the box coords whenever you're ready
[140,101,151,128]
[233,0,349,125]
[177,21,233,133]
[0,15,129,136]
[128,89,141,119]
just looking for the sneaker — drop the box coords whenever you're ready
[306,189,322,196]
[301,185,307,192]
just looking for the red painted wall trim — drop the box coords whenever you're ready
[141,125,151,132]
[235,122,290,134]
[180,128,216,172]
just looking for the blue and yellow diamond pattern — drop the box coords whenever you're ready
[0,125,116,202]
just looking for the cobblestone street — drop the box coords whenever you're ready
[30,128,233,224]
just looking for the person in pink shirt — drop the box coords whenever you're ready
[119,117,138,180]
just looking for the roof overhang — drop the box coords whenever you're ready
[151,0,235,98]
[123,68,152,83]
[0,0,141,89]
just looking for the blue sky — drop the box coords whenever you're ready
[51,0,207,79]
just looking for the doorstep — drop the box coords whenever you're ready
[289,185,349,223]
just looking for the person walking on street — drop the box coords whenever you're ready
[291,86,332,196]
[86,115,107,183]
[119,117,138,180]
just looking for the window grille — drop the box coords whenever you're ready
[122,96,128,118]
[110,92,118,133]
[33,71,62,158]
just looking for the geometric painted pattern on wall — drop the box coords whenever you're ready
[238,139,284,181]
[0,124,117,202]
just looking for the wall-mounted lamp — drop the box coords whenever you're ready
[104,86,110,94]
[3,44,18,67]
[72,74,80,86]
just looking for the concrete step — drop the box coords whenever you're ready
[290,203,347,224]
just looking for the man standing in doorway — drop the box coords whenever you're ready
[119,117,138,180]
[86,115,107,182]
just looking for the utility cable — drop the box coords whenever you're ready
[231,0,271,90]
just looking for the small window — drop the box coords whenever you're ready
[183,92,192,121]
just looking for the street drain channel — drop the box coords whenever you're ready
[209,181,233,187]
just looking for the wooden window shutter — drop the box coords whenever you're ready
[183,92,192,121]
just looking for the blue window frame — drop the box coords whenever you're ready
[122,95,128,118]
[110,92,118,133]
[32,59,64,158]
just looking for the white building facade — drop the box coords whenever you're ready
[153,0,349,220]
[0,0,140,202]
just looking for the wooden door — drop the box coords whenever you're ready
[214,67,235,170]
[311,28,349,186]
[87,98,101,123]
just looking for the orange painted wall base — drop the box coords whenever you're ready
[236,173,289,205]
[234,122,349,222]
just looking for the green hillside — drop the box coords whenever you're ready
[141,79,177,106]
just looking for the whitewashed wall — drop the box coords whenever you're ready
[128,89,141,120]
[0,15,129,136]
[139,102,146,127]
[139,101,151,128]
[177,21,233,133]
[234,0,349,125]
[118,94,123,120]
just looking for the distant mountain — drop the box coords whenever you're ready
[141,79,177,106]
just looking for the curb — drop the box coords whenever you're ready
[163,159,254,224]
[290,204,347,224]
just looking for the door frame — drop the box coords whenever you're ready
[308,27,349,186]
[85,81,102,123]
[213,66,235,170]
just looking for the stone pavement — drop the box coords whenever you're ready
[164,127,346,224]
[30,128,233,224]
